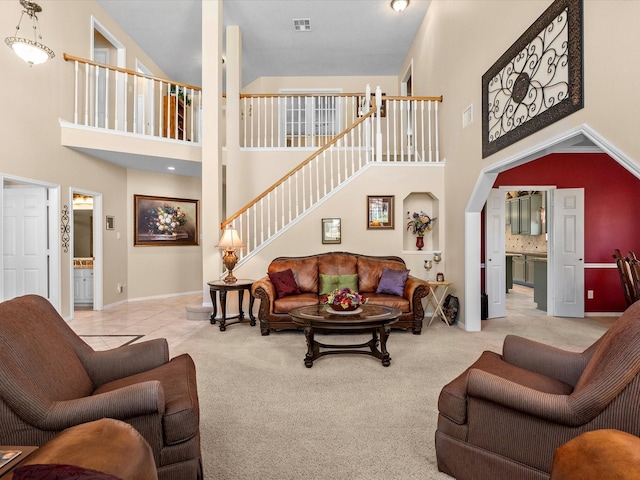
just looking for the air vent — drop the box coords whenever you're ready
[293,18,311,32]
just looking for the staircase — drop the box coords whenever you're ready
[223,86,443,268]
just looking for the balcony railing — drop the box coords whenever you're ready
[238,91,441,162]
[63,53,201,142]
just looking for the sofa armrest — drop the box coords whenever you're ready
[466,369,585,426]
[38,381,165,431]
[502,335,588,387]
[82,338,170,387]
[252,275,276,317]
[404,275,430,312]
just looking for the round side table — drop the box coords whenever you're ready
[207,279,255,331]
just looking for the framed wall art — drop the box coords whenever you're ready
[482,0,583,158]
[367,195,394,229]
[134,195,199,246]
[322,218,341,244]
[105,215,115,230]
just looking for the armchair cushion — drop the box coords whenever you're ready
[376,267,409,296]
[268,269,300,298]
[319,273,359,295]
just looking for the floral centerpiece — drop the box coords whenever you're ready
[406,211,435,236]
[407,211,436,250]
[322,287,368,311]
[146,204,187,235]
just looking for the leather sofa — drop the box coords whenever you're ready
[4,418,157,480]
[0,295,202,480]
[251,252,430,335]
[435,300,640,480]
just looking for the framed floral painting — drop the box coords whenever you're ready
[134,195,199,246]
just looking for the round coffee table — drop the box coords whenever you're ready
[289,304,401,367]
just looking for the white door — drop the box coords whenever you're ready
[94,48,108,128]
[552,188,585,317]
[3,187,48,300]
[485,189,506,318]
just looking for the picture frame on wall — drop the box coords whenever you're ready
[481,0,583,158]
[134,195,199,246]
[367,195,394,229]
[322,218,341,244]
[105,216,115,230]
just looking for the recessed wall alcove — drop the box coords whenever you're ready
[403,192,439,253]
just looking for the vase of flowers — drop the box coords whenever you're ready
[407,211,435,250]
[322,287,367,312]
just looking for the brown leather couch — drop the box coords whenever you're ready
[251,252,430,335]
[4,418,158,480]
[435,300,640,480]
[0,295,201,480]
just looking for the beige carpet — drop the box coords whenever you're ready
[173,312,615,480]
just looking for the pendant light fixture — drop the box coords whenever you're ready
[5,0,55,66]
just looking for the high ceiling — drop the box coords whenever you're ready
[96,0,431,89]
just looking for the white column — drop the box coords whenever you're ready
[201,0,223,304]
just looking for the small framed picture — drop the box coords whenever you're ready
[436,272,445,282]
[106,216,115,230]
[367,195,394,229]
[322,218,341,244]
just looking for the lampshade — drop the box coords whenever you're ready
[390,0,409,13]
[216,226,245,249]
[5,0,55,66]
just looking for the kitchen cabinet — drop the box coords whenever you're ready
[511,253,546,287]
[74,268,93,305]
[533,259,547,311]
[507,194,543,235]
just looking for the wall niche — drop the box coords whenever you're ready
[403,192,439,252]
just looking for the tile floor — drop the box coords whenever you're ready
[71,294,210,351]
[69,284,598,351]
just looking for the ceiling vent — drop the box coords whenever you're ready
[293,18,311,32]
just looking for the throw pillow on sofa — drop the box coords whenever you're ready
[376,267,409,296]
[319,273,359,295]
[268,269,301,298]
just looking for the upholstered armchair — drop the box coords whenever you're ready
[0,295,201,480]
[435,300,640,480]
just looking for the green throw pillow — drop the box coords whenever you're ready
[319,273,359,295]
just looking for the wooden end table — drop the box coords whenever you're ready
[289,304,400,367]
[208,279,256,331]
[0,446,38,478]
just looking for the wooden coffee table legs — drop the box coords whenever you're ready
[302,325,392,368]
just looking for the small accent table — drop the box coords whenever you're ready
[208,279,255,331]
[0,446,38,478]
[427,281,454,326]
[289,304,400,367]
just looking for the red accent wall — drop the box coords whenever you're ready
[492,153,640,312]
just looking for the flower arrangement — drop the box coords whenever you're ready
[146,204,187,235]
[406,211,435,237]
[322,287,368,311]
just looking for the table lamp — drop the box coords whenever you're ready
[216,225,245,283]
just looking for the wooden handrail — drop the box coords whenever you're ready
[63,53,202,92]
[237,93,443,102]
[221,105,377,229]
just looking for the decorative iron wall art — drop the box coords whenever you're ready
[61,204,70,253]
[482,0,583,158]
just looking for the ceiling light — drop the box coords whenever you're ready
[390,0,410,13]
[167,166,176,171]
[5,0,55,66]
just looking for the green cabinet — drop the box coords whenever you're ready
[507,194,543,235]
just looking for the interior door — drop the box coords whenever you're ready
[552,188,585,317]
[485,188,506,318]
[3,186,48,300]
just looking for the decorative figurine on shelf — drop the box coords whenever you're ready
[407,211,436,250]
